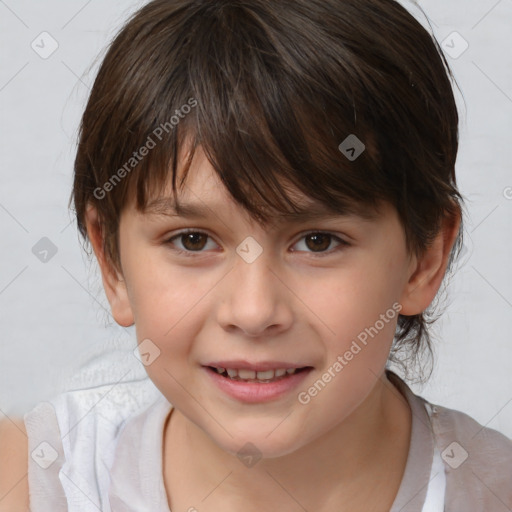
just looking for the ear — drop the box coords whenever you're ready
[399,208,461,316]
[84,203,135,327]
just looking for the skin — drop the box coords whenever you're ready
[85,145,460,512]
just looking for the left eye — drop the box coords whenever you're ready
[292,232,348,255]
[164,230,348,256]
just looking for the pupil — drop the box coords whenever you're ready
[307,233,330,251]
[183,233,206,250]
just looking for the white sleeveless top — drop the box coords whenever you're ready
[24,370,512,511]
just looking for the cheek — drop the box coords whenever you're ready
[127,250,206,329]
[314,257,403,335]
[302,249,406,386]
[127,257,226,393]
[293,263,404,437]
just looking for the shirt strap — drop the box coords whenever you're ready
[421,405,446,511]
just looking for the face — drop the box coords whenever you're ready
[89,146,452,459]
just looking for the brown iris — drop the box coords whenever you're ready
[180,232,208,251]
[304,233,331,252]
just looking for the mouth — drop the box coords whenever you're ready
[202,361,314,403]
[204,365,312,383]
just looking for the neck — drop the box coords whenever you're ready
[163,372,411,512]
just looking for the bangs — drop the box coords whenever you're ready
[117,1,393,227]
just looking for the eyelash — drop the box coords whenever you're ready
[163,229,350,258]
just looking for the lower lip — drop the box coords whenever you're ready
[203,366,313,403]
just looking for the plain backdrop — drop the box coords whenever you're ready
[0,0,511,439]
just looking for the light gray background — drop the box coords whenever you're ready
[0,0,511,439]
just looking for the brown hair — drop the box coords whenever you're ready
[70,0,465,382]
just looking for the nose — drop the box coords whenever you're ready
[216,249,294,338]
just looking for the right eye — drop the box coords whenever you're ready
[164,229,219,255]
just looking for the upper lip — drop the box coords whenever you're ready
[204,360,312,371]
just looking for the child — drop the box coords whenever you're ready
[3,0,511,510]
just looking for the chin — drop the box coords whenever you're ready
[210,423,308,461]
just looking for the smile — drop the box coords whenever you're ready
[203,365,313,403]
[210,366,307,383]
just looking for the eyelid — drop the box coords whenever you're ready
[163,228,350,257]
[290,230,350,256]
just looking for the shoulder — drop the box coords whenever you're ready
[388,371,512,510]
[428,401,512,510]
[0,418,29,512]
[20,379,163,510]
[432,401,512,462]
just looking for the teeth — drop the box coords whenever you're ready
[214,367,301,381]
[256,370,274,380]
[226,368,238,378]
[238,369,256,379]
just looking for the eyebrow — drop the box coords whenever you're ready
[143,197,379,223]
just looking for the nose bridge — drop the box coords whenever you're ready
[217,242,291,336]
[235,247,275,301]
